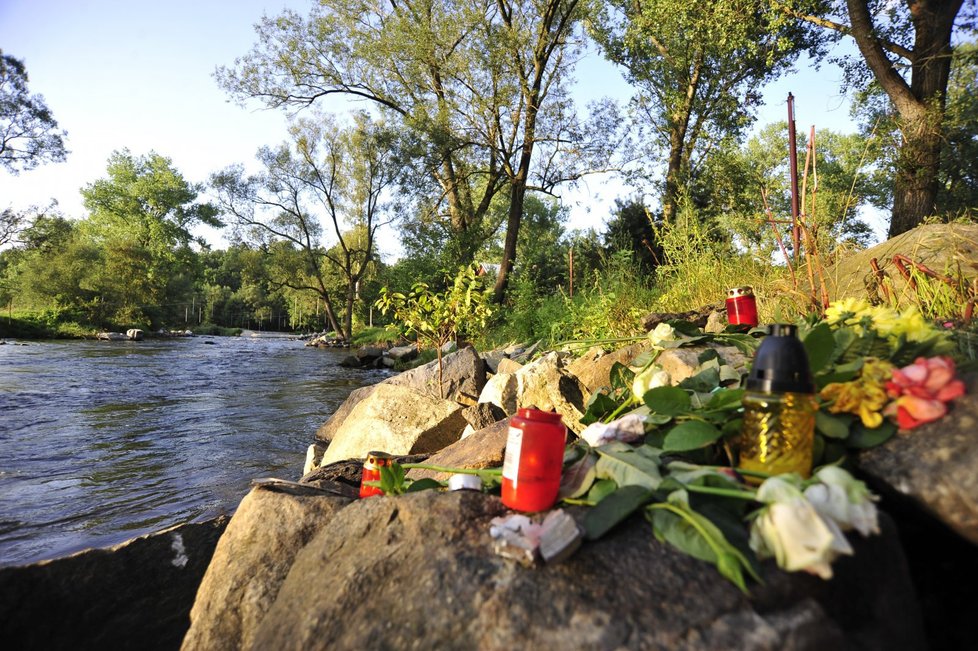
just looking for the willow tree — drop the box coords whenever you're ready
[211,113,401,341]
[591,0,821,223]
[775,0,971,236]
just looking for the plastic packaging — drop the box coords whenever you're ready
[501,408,566,512]
[738,324,817,480]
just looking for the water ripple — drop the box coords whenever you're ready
[0,336,384,566]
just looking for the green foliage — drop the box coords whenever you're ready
[0,51,68,174]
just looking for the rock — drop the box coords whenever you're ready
[181,489,350,651]
[441,340,458,354]
[511,339,542,363]
[478,371,519,414]
[657,344,749,385]
[0,517,228,651]
[381,356,396,368]
[478,352,590,433]
[704,309,728,333]
[338,355,362,368]
[462,402,507,432]
[825,223,978,306]
[386,344,418,362]
[858,372,978,545]
[303,442,328,475]
[126,328,144,341]
[502,343,525,357]
[406,418,511,481]
[482,349,507,373]
[315,385,377,443]
[384,346,487,405]
[205,490,924,651]
[567,342,651,394]
[318,384,466,466]
[355,346,385,364]
[496,357,523,374]
[96,331,128,341]
[641,305,719,331]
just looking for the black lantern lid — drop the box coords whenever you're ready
[745,324,815,394]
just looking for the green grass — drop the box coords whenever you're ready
[191,323,243,337]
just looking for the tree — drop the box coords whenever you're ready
[0,52,68,174]
[217,0,508,263]
[591,1,821,224]
[218,0,606,303]
[211,113,401,341]
[80,150,221,326]
[776,0,972,236]
[602,198,662,275]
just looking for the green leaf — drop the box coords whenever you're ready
[815,358,864,389]
[697,349,721,364]
[595,442,663,490]
[719,333,761,355]
[581,391,621,425]
[405,478,443,493]
[643,385,691,415]
[706,388,744,410]
[815,410,852,439]
[802,322,836,372]
[583,485,655,540]
[846,420,897,449]
[587,478,618,503]
[663,420,723,451]
[609,362,634,393]
[679,367,721,393]
[630,350,656,368]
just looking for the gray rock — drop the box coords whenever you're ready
[355,346,386,363]
[386,344,418,362]
[482,349,507,373]
[859,372,978,545]
[384,345,487,405]
[318,384,466,466]
[0,517,228,651]
[568,342,651,394]
[406,418,511,481]
[315,385,377,443]
[338,355,362,368]
[462,402,507,431]
[182,489,350,651]
[216,490,923,651]
[657,344,749,385]
[479,372,519,415]
[496,357,524,374]
[126,328,144,341]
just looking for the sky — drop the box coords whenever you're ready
[0,1,878,257]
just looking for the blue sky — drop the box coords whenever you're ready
[0,1,876,255]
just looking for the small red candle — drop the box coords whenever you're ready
[359,451,393,498]
[501,408,566,512]
[726,286,758,327]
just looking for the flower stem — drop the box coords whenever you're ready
[400,463,502,477]
[684,484,758,501]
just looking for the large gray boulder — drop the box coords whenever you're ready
[182,488,350,651]
[0,517,228,651]
[479,351,590,434]
[859,372,978,545]
[384,345,487,405]
[315,385,377,443]
[191,490,923,650]
[318,384,467,466]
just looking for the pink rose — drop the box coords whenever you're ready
[883,356,966,429]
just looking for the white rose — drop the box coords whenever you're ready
[750,476,854,579]
[648,322,677,347]
[632,365,671,402]
[805,466,880,537]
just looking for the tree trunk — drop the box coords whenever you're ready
[321,293,343,339]
[844,0,961,237]
[344,284,355,343]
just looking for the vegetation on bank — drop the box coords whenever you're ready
[2,6,976,345]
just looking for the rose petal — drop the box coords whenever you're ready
[935,379,966,403]
[898,395,947,424]
[896,405,921,430]
[899,363,929,385]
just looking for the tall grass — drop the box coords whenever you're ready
[651,203,806,323]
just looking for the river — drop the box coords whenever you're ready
[0,333,388,567]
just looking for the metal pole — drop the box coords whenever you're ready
[787,93,801,264]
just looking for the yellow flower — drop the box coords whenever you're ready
[824,298,872,326]
[820,358,894,428]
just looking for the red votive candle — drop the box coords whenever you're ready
[501,408,566,512]
[726,286,759,327]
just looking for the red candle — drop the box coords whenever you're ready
[359,451,392,498]
[501,408,566,512]
[726,286,758,327]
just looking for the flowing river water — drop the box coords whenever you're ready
[0,333,388,566]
